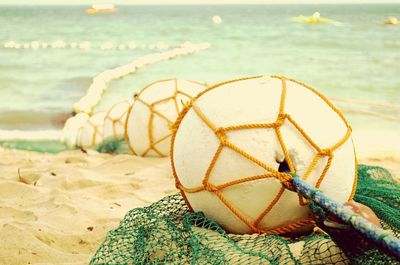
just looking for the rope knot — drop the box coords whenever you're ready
[215,128,227,144]
[319,148,332,156]
[180,99,192,109]
[276,114,287,126]
[276,172,296,191]
[203,182,218,192]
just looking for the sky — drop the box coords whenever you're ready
[0,0,399,5]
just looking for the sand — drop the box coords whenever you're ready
[0,148,176,265]
[0,147,398,265]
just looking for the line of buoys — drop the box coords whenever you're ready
[3,40,171,51]
[61,42,211,148]
[72,42,210,115]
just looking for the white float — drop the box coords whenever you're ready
[171,76,357,234]
[31,41,40,49]
[103,100,131,141]
[61,112,90,148]
[125,79,207,157]
[212,15,222,25]
[77,111,106,149]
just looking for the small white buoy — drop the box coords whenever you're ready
[101,42,114,50]
[3,41,15,48]
[51,40,66,49]
[212,15,222,25]
[79,41,91,50]
[312,12,321,19]
[31,41,40,49]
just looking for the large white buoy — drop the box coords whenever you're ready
[77,111,106,149]
[125,79,207,157]
[171,76,357,234]
[103,100,131,141]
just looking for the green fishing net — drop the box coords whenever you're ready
[96,138,131,154]
[90,164,399,264]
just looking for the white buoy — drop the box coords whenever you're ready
[79,41,91,50]
[313,12,321,19]
[31,41,40,49]
[103,100,131,141]
[171,76,357,234]
[3,41,15,48]
[125,79,207,157]
[61,112,90,148]
[51,40,66,49]
[101,42,114,50]
[77,112,107,149]
[212,15,222,25]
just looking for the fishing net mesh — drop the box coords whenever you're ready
[90,164,400,265]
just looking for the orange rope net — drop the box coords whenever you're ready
[125,79,205,157]
[171,75,358,235]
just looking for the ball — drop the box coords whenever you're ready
[62,112,89,148]
[103,100,131,141]
[171,76,357,234]
[77,111,106,149]
[125,79,206,157]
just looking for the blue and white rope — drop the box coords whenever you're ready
[291,174,400,260]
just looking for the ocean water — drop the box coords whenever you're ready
[0,4,399,157]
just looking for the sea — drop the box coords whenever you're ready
[0,4,399,158]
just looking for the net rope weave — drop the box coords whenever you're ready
[90,164,400,265]
[104,100,130,141]
[125,79,204,157]
[171,75,357,234]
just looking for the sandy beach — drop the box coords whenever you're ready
[0,147,397,265]
[0,148,177,265]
